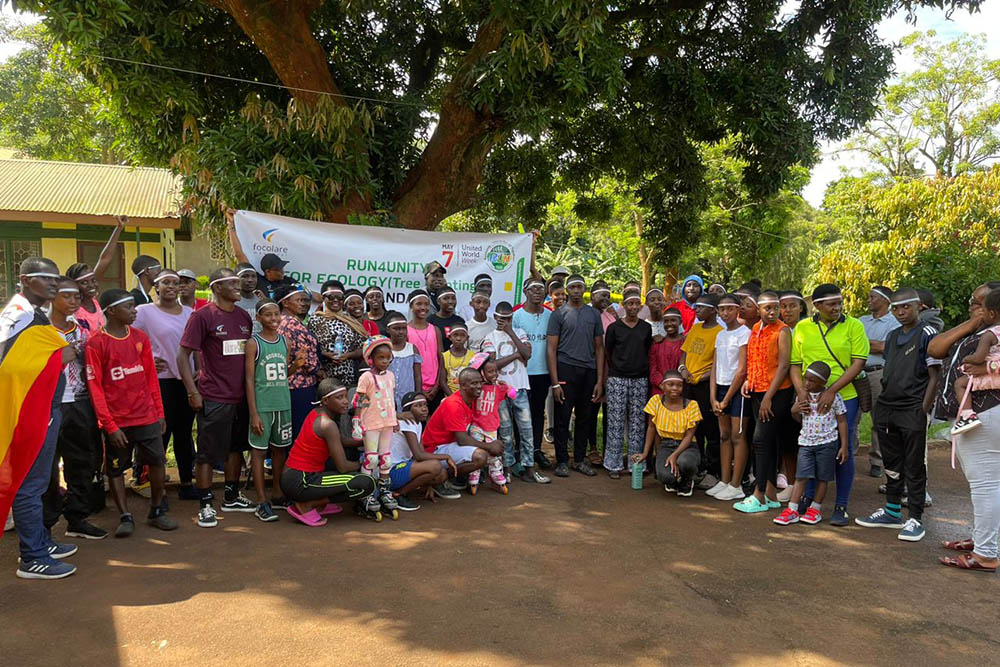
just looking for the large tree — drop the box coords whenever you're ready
[7,0,984,234]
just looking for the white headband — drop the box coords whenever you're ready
[475,278,492,286]
[57,287,80,294]
[153,271,180,283]
[891,297,920,306]
[592,288,610,296]
[409,294,430,304]
[693,301,717,309]
[779,294,802,302]
[525,280,545,289]
[805,367,828,381]
[344,294,363,303]
[73,271,96,281]
[645,288,664,297]
[312,386,347,404]
[236,267,256,276]
[365,287,383,294]
[402,396,427,408]
[208,276,239,287]
[757,299,779,306]
[448,325,468,334]
[278,290,304,303]
[623,294,641,303]
[871,288,892,302]
[566,279,585,288]
[812,294,842,303]
[23,272,60,279]
[323,288,344,296]
[102,295,133,311]
[735,292,758,305]
[256,301,279,313]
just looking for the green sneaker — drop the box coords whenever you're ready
[765,496,781,509]
[733,495,769,514]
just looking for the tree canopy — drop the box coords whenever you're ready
[7,0,984,237]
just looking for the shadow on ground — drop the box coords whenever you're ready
[1,445,997,666]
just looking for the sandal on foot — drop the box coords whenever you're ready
[941,538,974,552]
[318,503,343,516]
[939,553,997,573]
[287,506,327,527]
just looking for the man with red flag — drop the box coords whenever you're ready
[0,257,77,579]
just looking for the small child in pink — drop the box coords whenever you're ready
[952,289,1000,435]
[355,336,400,516]
[468,355,514,494]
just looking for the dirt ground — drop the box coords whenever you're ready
[1,442,997,667]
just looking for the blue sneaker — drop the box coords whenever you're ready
[829,505,850,527]
[264,458,272,471]
[898,518,925,542]
[17,557,77,579]
[47,542,78,560]
[854,507,905,529]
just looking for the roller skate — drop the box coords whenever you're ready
[467,469,481,496]
[354,493,383,522]
[377,476,399,520]
[488,457,509,495]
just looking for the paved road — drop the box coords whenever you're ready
[1,444,996,666]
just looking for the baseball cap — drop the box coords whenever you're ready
[423,260,447,276]
[261,253,289,271]
[550,265,570,277]
[177,269,198,281]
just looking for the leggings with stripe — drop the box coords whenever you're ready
[280,468,377,503]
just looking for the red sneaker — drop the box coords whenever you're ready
[773,507,800,525]
[800,507,823,524]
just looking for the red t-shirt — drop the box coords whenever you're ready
[473,383,508,432]
[362,319,380,337]
[179,303,252,403]
[667,300,697,333]
[85,326,164,432]
[649,337,685,395]
[422,392,475,452]
[286,410,330,472]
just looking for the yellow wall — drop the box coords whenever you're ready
[39,223,173,280]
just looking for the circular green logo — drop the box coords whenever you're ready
[486,243,514,272]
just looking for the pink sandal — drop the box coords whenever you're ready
[318,503,343,516]
[287,506,327,527]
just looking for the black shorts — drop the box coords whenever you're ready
[106,423,166,477]
[196,400,250,467]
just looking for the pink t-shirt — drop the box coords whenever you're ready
[473,383,510,433]
[408,323,439,392]
[356,369,397,430]
[74,298,105,333]
[133,303,193,380]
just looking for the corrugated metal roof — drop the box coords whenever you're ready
[0,159,182,220]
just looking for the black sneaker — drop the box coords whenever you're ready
[432,483,461,500]
[518,468,551,484]
[869,465,883,478]
[65,520,108,540]
[221,493,255,512]
[395,495,421,511]
[270,496,290,510]
[554,462,570,478]
[147,510,179,531]
[115,514,135,538]
[829,505,850,527]
[535,451,553,469]
[677,479,695,497]
[572,460,597,477]
[451,476,468,491]
[255,502,279,522]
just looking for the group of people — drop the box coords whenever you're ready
[2,219,999,581]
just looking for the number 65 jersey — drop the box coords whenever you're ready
[251,333,291,413]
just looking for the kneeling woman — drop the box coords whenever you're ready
[281,379,378,526]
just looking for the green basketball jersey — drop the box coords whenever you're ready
[253,334,291,412]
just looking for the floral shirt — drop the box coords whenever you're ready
[307,313,366,386]
[278,314,318,390]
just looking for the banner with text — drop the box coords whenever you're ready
[234,210,533,310]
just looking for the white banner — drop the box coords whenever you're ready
[234,210,534,311]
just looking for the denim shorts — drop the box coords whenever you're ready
[715,384,745,418]
[797,439,838,482]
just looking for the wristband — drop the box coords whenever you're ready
[551,384,561,389]
[188,391,200,397]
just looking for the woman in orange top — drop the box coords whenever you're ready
[736,291,794,513]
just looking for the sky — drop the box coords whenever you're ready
[2,3,998,206]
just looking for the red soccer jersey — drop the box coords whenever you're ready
[422,392,476,452]
[85,326,164,432]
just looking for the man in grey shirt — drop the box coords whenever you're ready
[859,285,900,477]
[234,262,262,333]
[546,274,605,478]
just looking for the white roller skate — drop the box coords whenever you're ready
[467,468,481,496]
[488,456,509,495]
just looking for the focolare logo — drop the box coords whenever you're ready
[251,227,289,254]
[486,243,514,272]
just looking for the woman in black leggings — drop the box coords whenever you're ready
[281,379,377,526]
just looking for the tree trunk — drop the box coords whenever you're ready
[634,210,656,293]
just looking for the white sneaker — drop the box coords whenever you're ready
[776,487,793,503]
[696,473,719,490]
[705,481,728,497]
[4,512,13,532]
[776,473,789,490]
[716,485,746,501]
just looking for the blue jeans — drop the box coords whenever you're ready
[805,396,859,507]
[13,400,63,561]
[499,389,533,468]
